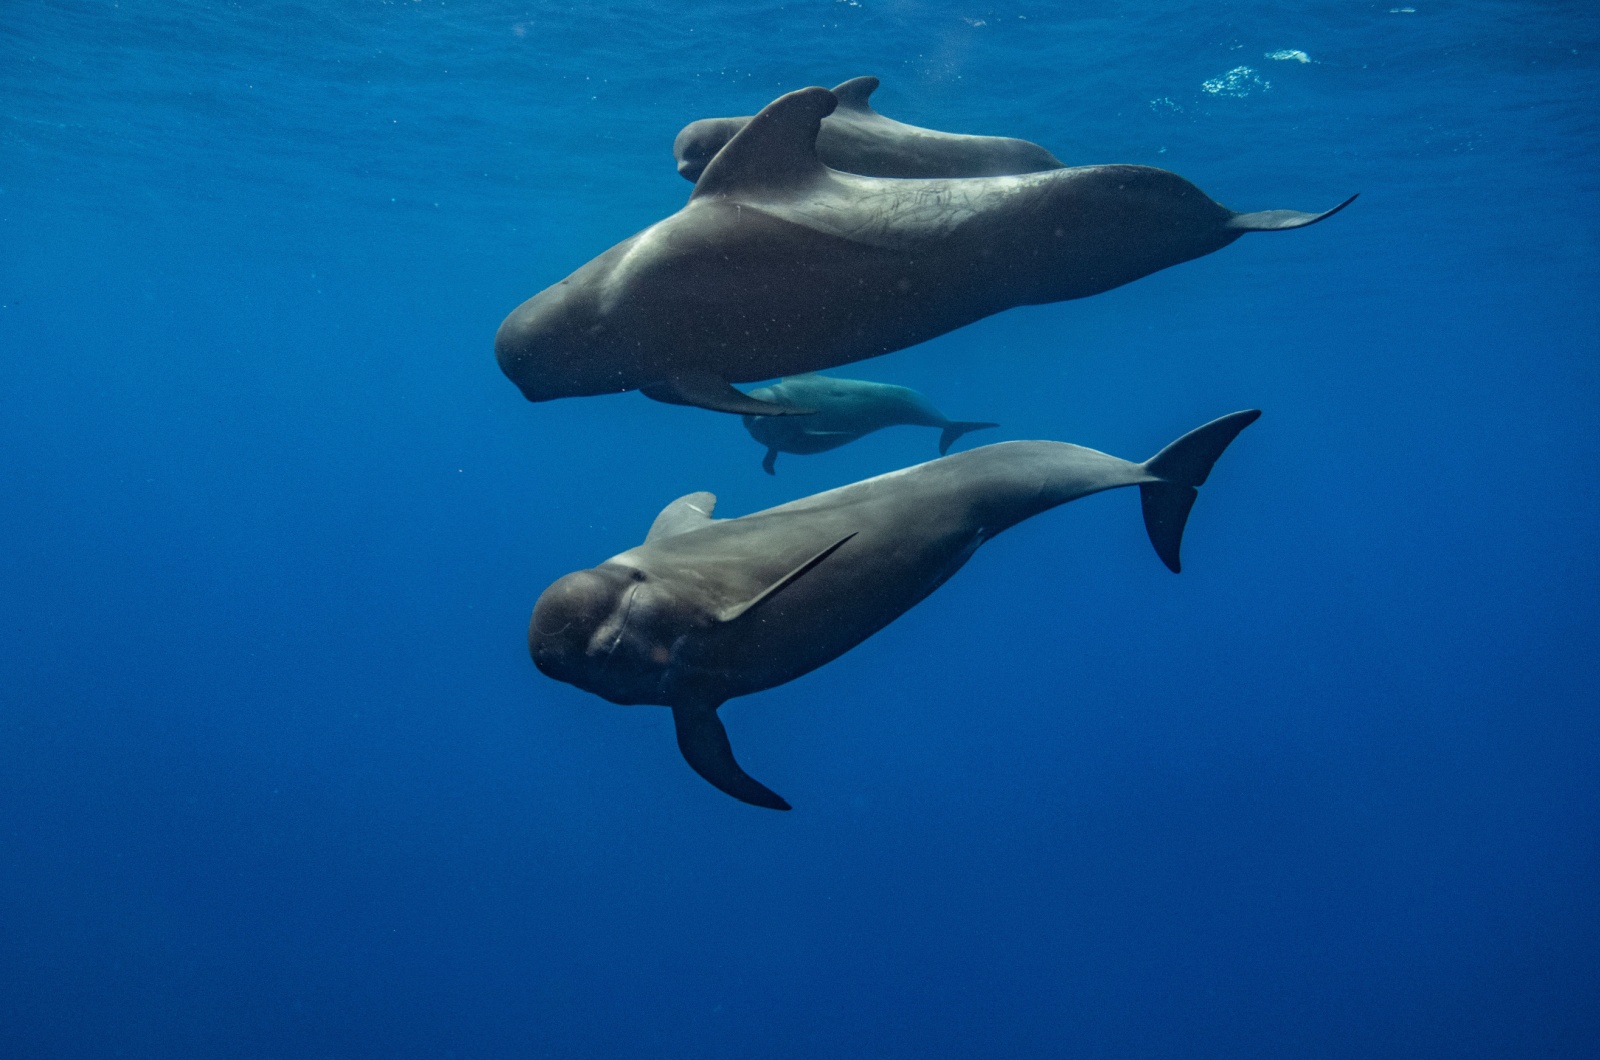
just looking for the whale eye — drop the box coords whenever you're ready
[630,569,647,582]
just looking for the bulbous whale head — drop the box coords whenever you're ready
[529,565,687,706]
[495,281,603,403]
[495,251,656,403]
[672,117,745,182]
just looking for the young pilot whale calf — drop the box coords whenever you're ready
[495,86,1353,418]
[528,410,1260,809]
[673,75,1065,182]
[741,373,998,474]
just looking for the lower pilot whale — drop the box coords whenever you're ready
[673,75,1065,182]
[496,86,1353,418]
[742,373,998,474]
[529,409,1260,809]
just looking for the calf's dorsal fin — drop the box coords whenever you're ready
[830,76,880,113]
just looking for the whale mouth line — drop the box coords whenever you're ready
[600,583,641,658]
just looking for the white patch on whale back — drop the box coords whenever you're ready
[1265,49,1311,63]
[594,219,678,312]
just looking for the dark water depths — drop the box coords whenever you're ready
[3,2,1598,1056]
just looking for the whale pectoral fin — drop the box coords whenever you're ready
[642,373,815,417]
[690,86,838,200]
[716,533,857,624]
[1228,193,1358,231]
[645,491,719,543]
[671,703,791,811]
[762,448,778,475]
[830,76,881,113]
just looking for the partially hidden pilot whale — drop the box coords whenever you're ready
[495,86,1353,418]
[673,75,1065,182]
[529,409,1260,809]
[742,373,998,474]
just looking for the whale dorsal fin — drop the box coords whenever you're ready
[691,86,838,200]
[646,491,718,543]
[716,533,856,623]
[830,76,880,113]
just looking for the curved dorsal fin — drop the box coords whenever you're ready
[646,491,718,543]
[830,75,880,113]
[690,87,837,200]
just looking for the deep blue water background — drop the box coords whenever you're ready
[3,1,1598,1056]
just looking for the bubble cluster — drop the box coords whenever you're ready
[1202,66,1271,98]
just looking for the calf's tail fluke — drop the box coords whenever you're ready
[938,420,1001,456]
[1139,410,1261,573]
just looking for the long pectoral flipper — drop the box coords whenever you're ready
[715,533,858,624]
[642,373,816,417]
[671,703,790,811]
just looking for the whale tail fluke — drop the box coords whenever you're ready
[938,421,1001,456]
[1228,193,1358,232]
[1139,410,1261,573]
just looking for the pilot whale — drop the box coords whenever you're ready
[528,409,1260,809]
[742,373,998,474]
[673,75,1065,182]
[495,86,1353,418]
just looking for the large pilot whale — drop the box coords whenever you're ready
[673,75,1065,182]
[742,373,998,474]
[495,87,1353,418]
[528,409,1260,809]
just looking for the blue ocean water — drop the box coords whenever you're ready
[3,0,1598,1055]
